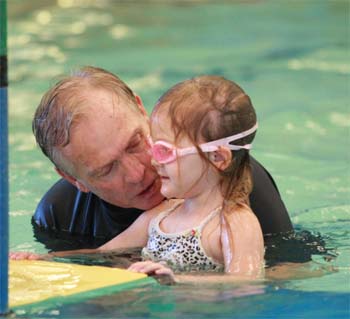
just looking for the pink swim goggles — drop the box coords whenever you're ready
[150,123,258,164]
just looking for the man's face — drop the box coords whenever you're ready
[60,89,164,210]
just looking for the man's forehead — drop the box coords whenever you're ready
[82,89,132,117]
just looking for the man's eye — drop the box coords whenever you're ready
[127,134,144,153]
[97,164,114,177]
[128,142,141,152]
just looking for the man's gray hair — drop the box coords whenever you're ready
[32,66,138,176]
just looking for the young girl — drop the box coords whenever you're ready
[11,76,264,280]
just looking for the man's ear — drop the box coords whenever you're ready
[55,167,90,193]
[134,95,148,117]
[209,147,232,171]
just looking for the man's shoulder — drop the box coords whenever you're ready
[249,156,293,234]
[33,179,143,238]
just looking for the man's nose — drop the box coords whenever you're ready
[151,158,160,168]
[122,155,146,184]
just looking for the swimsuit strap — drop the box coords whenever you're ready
[148,200,183,235]
[152,203,222,237]
[196,205,222,232]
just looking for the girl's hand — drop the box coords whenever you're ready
[9,251,47,260]
[128,260,176,285]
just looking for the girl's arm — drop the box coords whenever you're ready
[10,209,154,260]
[97,204,162,251]
[54,206,158,256]
[11,200,176,260]
[221,207,265,278]
[99,199,181,250]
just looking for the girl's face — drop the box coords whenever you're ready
[150,110,220,200]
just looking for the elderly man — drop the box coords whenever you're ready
[32,66,293,251]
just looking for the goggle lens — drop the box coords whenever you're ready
[151,143,176,164]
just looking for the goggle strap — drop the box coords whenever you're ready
[150,123,257,163]
[228,143,252,150]
[199,123,258,150]
[200,143,252,153]
[177,146,198,156]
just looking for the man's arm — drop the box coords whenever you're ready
[12,199,171,261]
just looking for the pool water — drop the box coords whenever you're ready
[7,0,350,318]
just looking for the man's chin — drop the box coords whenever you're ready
[135,192,164,210]
[101,178,164,210]
[133,177,164,210]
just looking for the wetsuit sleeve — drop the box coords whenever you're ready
[32,179,143,250]
[249,156,293,234]
[32,179,81,232]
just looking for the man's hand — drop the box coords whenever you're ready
[9,251,47,260]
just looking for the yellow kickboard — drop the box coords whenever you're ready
[9,260,150,308]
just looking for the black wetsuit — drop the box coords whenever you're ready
[32,157,293,251]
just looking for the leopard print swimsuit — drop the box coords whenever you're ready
[141,202,224,272]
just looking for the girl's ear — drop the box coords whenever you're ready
[209,147,232,171]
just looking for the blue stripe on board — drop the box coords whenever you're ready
[0,86,8,315]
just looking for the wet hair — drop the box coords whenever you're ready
[152,75,257,257]
[32,66,139,175]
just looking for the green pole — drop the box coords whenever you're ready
[0,0,9,315]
